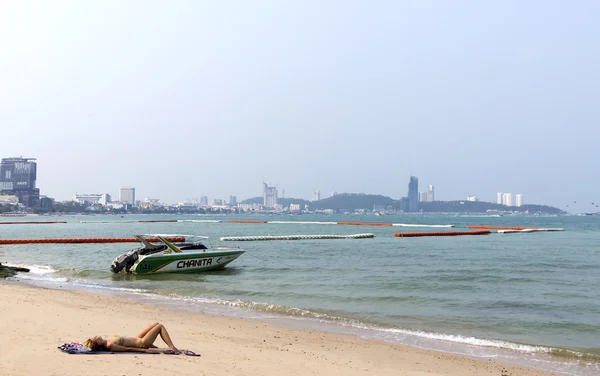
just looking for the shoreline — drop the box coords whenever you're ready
[0,280,560,376]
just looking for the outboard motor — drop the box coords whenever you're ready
[110,250,139,273]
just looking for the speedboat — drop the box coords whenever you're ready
[110,234,244,274]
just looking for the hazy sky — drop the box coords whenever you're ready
[1,1,598,211]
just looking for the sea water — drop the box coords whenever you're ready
[1,213,598,375]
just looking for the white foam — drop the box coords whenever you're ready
[16,264,57,274]
[368,326,549,353]
[18,274,69,283]
[177,220,222,223]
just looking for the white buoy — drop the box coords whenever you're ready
[220,233,375,241]
[391,224,455,228]
[177,220,223,223]
[497,228,564,234]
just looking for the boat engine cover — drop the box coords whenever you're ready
[111,250,139,273]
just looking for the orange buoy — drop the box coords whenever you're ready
[394,230,491,237]
[0,237,185,245]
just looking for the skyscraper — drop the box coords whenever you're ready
[419,191,427,202]
[120,187,136,206]
[515,194,523,207]
[407,176,419,212]
[497,192,503,205]
[200,196,208,206]
[312,190,320,201]
[229,195,237,207]
[427,185,435,202]
[502,193,512,206]
[263,182,278,208]
[0,157,40,207]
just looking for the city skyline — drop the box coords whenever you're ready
[0,156,591,212]
[1,2,598,212]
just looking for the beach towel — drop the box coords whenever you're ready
[58,342,200,356]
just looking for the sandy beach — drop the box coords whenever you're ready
[0,281,558,376]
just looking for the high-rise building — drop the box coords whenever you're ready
[312,190,321,201]
[263,182,278,208]
[427,185,435,202]
[120,187,136,206]
[200,196,208,206]
[229,195,237,207]
[502,193,512,206]
[497,192,503,205]
[0,157,40,207]
[419,191,427,202]
[515,194,523,207]
[407,176,419,212]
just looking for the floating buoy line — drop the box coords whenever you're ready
[0,237,185,245]
[394,230,491,238]
[220,233,375,241]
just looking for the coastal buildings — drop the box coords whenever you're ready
[0,157,40,207]
[229,195,237,207]
[427,185,435,202]
[263,182,278,208]
[418,184,435,203]
[0,195,19,205]
[407,176,419,212]
[73,193,111,205]
[502,193,513,206]
[139,198,160,209]
[466,195,479,202]
[496,192,523,206]
[516,194,523,207]
[312,190,321,201]
[200,196,208,207]
[120,187,136,206]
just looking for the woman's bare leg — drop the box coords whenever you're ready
[140,323,178,351]
[136,322,160,338]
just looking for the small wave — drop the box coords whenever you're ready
[18,273,70,283]
[372,327,549,353]
[549,348,600,362]
[158,294,358,323]
[14,264,57,274]
[156,294,600,364]
[69,281,148,294]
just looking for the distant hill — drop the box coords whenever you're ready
[419,201,566,214]
[240,194,566,214]
[308,193,401,211]
[239,197,311,207]
[239,197,262,205]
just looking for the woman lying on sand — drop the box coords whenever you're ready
[83,322,179,353]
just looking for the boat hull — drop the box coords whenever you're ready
[132,249,244,274]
